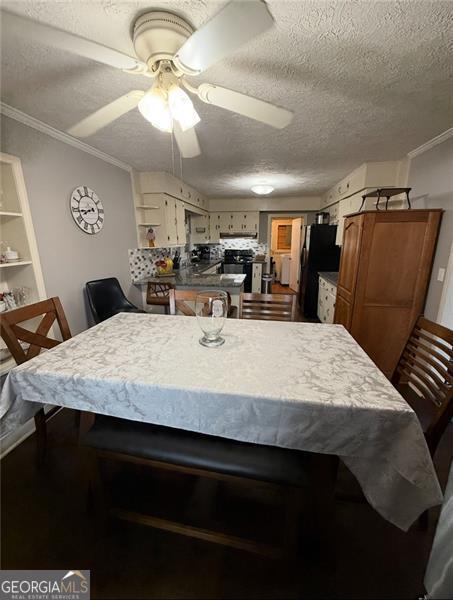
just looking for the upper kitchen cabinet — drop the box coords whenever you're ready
[137,171,208,213]
[321,160,411,244]
[191,214,210,244]
[134,171,205,247]
[138,193,186,247]
[209,212,259,241]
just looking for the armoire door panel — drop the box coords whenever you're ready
[336,214,363,305]
[363,220,428,305]
[333,293,353,329]
[351,306,414,378]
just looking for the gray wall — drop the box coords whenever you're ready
[408,136,453,321]
[1,116,141,334]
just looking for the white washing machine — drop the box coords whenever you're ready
[280,254,291,285]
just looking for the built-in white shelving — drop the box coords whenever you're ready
[0,152,46,378]
[0,261,33,268]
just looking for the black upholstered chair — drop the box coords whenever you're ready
[86,277,144,324]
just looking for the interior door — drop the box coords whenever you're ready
[289,218,303,292]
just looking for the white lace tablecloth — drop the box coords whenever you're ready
[0,313,442,530]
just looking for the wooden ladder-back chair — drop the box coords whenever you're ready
[0,297,72,459]
[392,316,453,457]
[169,289,237,318]
[146,282,173,314]
[240,293,297,322]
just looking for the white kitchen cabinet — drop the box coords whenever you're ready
[191,214,210,244]
[252,263,263,293]
[209,212,221,242]
[139,193,186,247]
[321,160,409,210]
[138,171,208,213]
[176,200,186,245]
[317,275,337,324]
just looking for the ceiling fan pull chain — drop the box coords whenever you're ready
[171,131,175,177]
[180,147,183,180]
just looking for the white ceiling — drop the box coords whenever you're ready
[1,1,452,198]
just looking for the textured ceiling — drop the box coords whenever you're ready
[1,0,453,198]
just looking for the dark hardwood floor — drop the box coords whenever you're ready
[1,409,452,600]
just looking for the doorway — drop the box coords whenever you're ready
[269,217,304,292]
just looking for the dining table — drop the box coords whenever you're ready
[0,312,443,531]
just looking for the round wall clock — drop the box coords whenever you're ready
[70,186,104,234]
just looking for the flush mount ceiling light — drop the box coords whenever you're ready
[4,1,294,159]
[251,185,274,195]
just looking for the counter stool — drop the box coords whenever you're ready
[146,282,173,314]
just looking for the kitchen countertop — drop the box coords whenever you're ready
[318,271,339,286]
[135,259,246,288]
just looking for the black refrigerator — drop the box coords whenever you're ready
[299,225,341,318]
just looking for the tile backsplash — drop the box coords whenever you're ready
[129,239,268,283]
[220,238,267,254]
[129,247,188,283]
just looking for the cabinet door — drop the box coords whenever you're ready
[336,214,363,307]
[191,214,208,244]
[162,197,177,245]
[232,212,243,231]
[245,212,259,233]
[210,213,220,242]
[219,213,231,234]
[333,293,353,329]
[252,263,262,293]
[176,200,186,245]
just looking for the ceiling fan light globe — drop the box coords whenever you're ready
[168,85,201,131]
[138,88,173,132]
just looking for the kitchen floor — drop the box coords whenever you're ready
[2,410,451,599]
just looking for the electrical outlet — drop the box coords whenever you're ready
[437,268,446,282]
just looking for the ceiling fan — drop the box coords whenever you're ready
[3,1,294,158]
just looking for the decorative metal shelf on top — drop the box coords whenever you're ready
[359,187,412,212]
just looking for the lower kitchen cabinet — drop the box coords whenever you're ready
[252,263,263,293]
[317,276,337,324]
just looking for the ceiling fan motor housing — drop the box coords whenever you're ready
[133,11,194,72]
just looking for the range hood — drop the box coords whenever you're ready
[220,232,257,239]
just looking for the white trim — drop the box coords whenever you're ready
[0,102,132,172]
[408,127,453,158]
[437,241,453,329]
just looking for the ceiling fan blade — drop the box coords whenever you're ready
[173,122,201,158]
[2,10,147,73]
[173,0,273,75]
[67,91,145,138]
[197,83,293,129]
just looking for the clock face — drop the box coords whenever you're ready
[70,186,104,234]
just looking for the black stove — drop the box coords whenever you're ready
[222,250,255,292]
[223,249,255,264]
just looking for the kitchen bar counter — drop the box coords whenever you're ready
[133,258,248,288]
[318,271,339,287]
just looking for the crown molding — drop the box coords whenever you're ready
[408,126,453,158]
[0,102,132,172]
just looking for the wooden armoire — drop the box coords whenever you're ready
[334,209,442,378]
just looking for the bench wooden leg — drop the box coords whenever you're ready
[34,408,47,464]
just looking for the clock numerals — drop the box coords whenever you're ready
[76,215,83,224]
